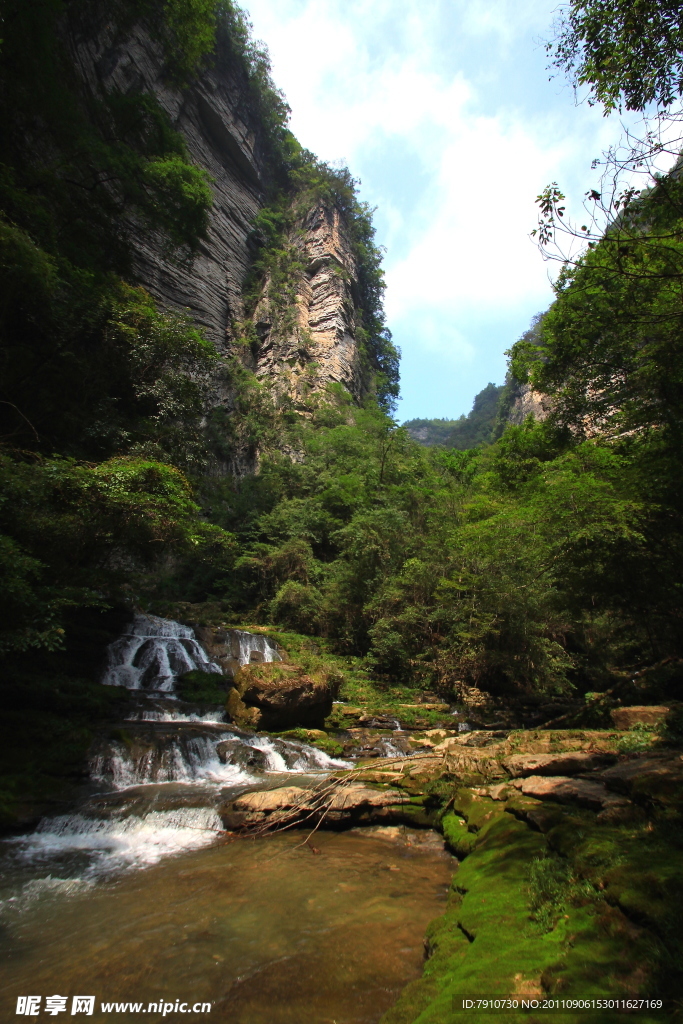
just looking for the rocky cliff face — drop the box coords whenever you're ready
[68,19,364,408]
[252,203,362,404]
[69,21,267,351]
[507,383,550,425]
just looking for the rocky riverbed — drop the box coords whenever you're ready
[3,613,681,1023]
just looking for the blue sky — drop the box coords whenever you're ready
[243,0,650,421]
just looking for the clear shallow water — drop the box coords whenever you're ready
[0,828,452,1023]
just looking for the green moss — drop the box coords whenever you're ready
[442,813,477,859]
[275,728,343,757]
[387,790,678,1024]
[175,670,227,704]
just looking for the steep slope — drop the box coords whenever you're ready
[251,202,363,403]
[66,12,374,409]
[404,383,503,449]
[70,17,266,350]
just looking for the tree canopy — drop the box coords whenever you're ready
[548,0,683,112]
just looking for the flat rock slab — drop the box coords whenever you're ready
[223,783,406,829]
[511,775,629,811]
[503,751,615,778]
[594,752,683,801]
[232,786,309,814]
[610,706,669,730]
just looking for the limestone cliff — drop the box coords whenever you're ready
[506,383,550,425]
[69,19,267,350]
[251,202,362,404]
[68,17,364,408]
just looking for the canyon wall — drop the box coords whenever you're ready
[506,383,550,426]
[252,203,363,403]
[68,19,365,407]
[69,20,268,350]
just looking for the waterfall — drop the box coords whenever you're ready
[0,616,346,890]
[101,614,222,692]
[125,709,226,723]
[101,616,280,693]
[231,630,280,668]
[90,729,348,789]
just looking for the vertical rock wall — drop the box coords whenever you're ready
[506,384,550,425]
[68,19,267,351]
[252,203,362,404]
[68,19,364,408]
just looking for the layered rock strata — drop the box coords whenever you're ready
[252,202,362,403]
[68,18,268,350]
[69,19,366,410]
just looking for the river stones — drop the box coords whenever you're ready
[593,751,683,808]
[502,750,616,778]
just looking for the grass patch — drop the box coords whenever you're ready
[528,854,597,933]
[616,722,656,753]
[175,670,228,704]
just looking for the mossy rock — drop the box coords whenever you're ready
[226,688,260,729]
[442,813,477,859]
[276,727,344,758]
[175,670,227,704]
[387,787,671,1024]
[232,661,335,729]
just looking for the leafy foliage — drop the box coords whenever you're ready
[183,383,681,699]
[0,454,233,655]
[548,0,683,113]
[4,0,682,730]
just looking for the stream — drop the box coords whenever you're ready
[0,616,452,1023]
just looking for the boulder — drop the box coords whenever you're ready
[225,688,261,730]
[231,662,338,731]
[215,739,268,770]
[610,706,669,730]
[511,775,629,811]
[594,752,683,807]
[503,751,615,778]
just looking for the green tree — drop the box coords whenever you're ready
[548,0,683,113]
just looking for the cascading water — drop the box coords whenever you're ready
[0,614,452,1024]
[2,614,348,890]
[7,807,224,880]
[124,708,226,723]
[101,613,222,692]
[231,629,280,667]
[90,727,346,789]
[4,730,348,888]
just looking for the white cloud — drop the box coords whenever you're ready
[243,0,667,416]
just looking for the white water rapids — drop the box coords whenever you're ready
[1,616,347,902]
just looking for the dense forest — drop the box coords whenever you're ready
[2,0,683,817]
[403,382,504,449]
